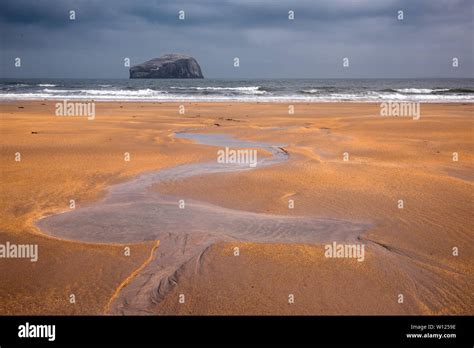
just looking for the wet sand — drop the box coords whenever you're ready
[36,132,370,314]
[0,101,473,315]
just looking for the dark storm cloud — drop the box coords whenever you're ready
[1,0,472,78]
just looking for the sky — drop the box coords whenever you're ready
[0,0,473,79]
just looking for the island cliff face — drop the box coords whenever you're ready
[129,54,204,79]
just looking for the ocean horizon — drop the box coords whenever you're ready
[1,78,473,103]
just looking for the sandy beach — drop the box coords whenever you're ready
[0,101,472,315]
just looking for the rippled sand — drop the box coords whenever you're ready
[1,101,472,315]
[37,132,370,314]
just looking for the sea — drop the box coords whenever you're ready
[0,78,473,103]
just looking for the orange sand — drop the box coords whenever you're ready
[0,101,472,314]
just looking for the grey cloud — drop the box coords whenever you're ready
[0,0,472,78]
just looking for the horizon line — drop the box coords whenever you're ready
[1,76,473,80]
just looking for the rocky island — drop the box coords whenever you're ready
[129,54,204,79]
